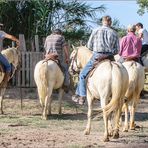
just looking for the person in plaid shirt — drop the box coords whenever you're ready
[44,29,70,92]
[72,15,119,105]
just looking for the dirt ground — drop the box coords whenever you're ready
[0,88,148,148]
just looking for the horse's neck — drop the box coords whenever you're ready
[78,47,92,68]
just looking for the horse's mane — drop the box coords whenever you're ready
[77,46,92,67]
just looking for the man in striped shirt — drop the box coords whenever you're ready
[44,29,70,92]
[72,15,119,105]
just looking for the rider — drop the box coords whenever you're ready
[135,22,148,54]
[119,24,142,62]
[72,15,119,105]
[44,29,70,92]
[0,23,19,87]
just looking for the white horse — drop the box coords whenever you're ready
[115,55,145,131]
[69,46,129,142]
[141,52,148,72]
[0,47,20,114]
[34,59,64,120]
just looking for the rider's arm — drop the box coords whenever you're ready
[5,33,19,46]
[63,45,69,64]
[87,29,97,50]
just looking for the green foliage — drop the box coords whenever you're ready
[0,0,105,46]
[137,0,148,15]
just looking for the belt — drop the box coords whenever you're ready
[97,52,112,54]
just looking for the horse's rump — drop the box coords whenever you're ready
[123,61,145,100]
[34,60,64,104]
[87,60,128,115]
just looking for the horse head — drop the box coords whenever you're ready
[69,45,81,75]
[69,45,93,76]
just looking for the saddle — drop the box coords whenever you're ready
[44,53,63,71]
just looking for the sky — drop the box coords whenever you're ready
[84,0,148,30]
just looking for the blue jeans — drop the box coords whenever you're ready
[63,64,70,86]
[0,53,11,72]
[76,52,111,97]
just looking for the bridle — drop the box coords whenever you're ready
[70,49,81,75]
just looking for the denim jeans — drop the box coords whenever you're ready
[0,53,11,72]
[63,64,70,86]
[76,52,111,97]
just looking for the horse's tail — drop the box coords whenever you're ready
[34,61,48,105]
[124,62,144,103]
[104,63,127,117]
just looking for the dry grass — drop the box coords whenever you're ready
[0,88,147,148]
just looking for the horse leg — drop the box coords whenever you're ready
[84,93,93,135]
[101,98,109,142]
[42,88,53,120]
[58,88,64,115]
[0,88,6,114]
[113,107,122,139]
[0,96,4,114]
[123,103,129,132]
[129,101,137,130]
[108,114,114,136]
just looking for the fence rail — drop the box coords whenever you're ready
[12,52,44,87]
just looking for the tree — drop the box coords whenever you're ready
[137,0,148,15]
[0,0,105,41]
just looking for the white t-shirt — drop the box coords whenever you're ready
[138,28,148,45]
[0,30,7,51]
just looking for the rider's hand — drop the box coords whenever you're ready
[16,40,20,47]
[65,58,69,64]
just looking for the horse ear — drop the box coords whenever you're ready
[71,44,78,51]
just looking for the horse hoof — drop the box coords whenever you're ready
[58,111,62,115]
[130,127,135,130]
[123,129,128,132]
[42,116,48,120]
[108,131,113,137]
[84,130,90,135]
[113,133,119,139]
[0,111,4,114]
[103,137,109,142]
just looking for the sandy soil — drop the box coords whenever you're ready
[0,88,148,148]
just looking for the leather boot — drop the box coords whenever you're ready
[0,72,10,88]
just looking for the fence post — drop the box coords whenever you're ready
[19,34,26,51]
[35,35,39,52]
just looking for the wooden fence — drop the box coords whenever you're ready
[12,52,44,87]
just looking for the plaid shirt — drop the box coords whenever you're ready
[87,26,119,54]
[44,34,67,61]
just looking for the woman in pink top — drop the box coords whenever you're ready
[119,24,142,61]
